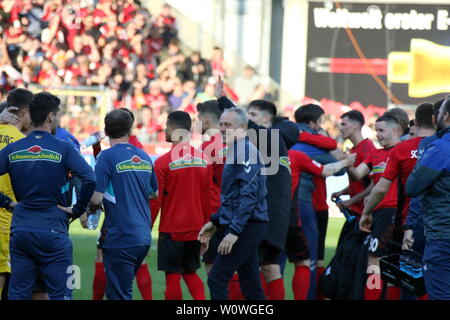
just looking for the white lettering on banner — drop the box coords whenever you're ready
[384,10,434,30]
[313,7,382,30]
[313,7,441,31]
[437,10,450,30]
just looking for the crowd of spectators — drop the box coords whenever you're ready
[0,0,380,145]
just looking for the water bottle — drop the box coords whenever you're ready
[334,197,355,222]
[87,210,101,230]
[82,131,103,148]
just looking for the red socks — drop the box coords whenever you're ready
[267,278,285,300]
[292,266,310,300]
[93,262,106,300]
[182,272,205,300]
[165,273,182,300]
[136,264,152,300]
[364,273,383,300]
[316,267,325,300]
[385,286,401,300]
[417,294,429,300]
[228,274,244,300]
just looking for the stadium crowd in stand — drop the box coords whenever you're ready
[0,0,381,146]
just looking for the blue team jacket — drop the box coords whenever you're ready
[406,127,450,240]
[0,130,96,234]
[211,137,269,235]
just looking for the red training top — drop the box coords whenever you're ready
[150,143,214,241]
[348,139,376,215]
[382,137,422,224]
[363,147,398,210]
[299,131,337,212]
[288,149,324,198]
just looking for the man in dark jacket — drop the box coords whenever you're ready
[198,106,269,300]
[406,98,450,300]
[247,99,298,300]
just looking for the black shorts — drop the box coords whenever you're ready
[259,240,282,265]
[201,230,222,264]
[157,232,201,273]
[365,208,396,258]
[96,220,107,250]
[285,225,310,263]
[316,210,329,261]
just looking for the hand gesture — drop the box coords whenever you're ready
[402,229,414,251]
[79,211,89,229]
[359,213,373,233]
[331,191,343,201]
[198,222,217,245]
[217,233,238,255]
[346,153,357,166]
[0,107,20,125]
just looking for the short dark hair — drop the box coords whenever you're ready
[29,92,61,127]
[376,114,401,127]
[384,108,409,134]
[441,97,450,115]
[415,103,434,129]
[167,111,192,131]
[341,110,365,127]
[433,98,444,119]
[294,104,324,124]
[197,100,222,122]
[104,109,133,139]
[248,100,277,120]
[119,107,135,123]
[7,88,34,109]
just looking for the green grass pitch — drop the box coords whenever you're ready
[69,217,345,300]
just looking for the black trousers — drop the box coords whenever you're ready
[208,221,267,300]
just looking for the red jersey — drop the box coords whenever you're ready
[288,149,324,198]
[348,139,376,215]
[382,137,422,222]
[150,143,214,241]
[201,133,226,215]
[299,131,337,150]
[363,147,398,210]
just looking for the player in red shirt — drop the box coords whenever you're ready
[360,104,436,298]
[287,148,355,300]
[332,110,376,216]
[361,104,436,228]
[151,111,214,300]
[347,115,402,300]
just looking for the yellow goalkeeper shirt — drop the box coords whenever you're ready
[0,124,25,234]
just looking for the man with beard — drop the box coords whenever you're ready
[405,98,450,300]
